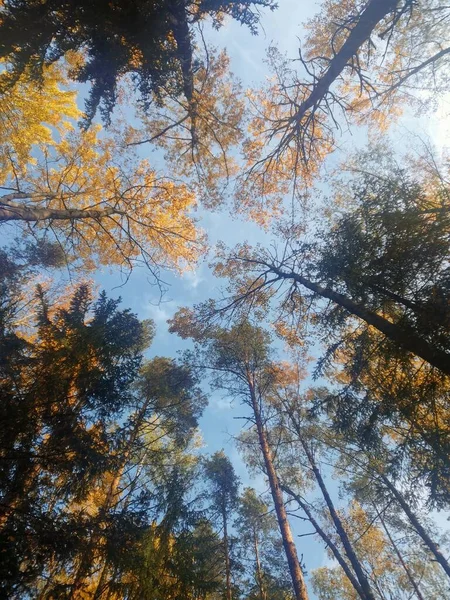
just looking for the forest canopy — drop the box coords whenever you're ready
[1,1,450,599]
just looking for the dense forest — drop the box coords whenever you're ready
[0,0,450,598]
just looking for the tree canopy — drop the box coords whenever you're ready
[0,0,275,124]
[1,0,450,598]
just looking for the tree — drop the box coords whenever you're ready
[282,435,376,599]
[65,356,207,598]
[204,451,240,600]
[236,487,294,600]
[170,317,310,600]
[0,125,204,276]
[0,0,276,124]
[120,464,218,600]
[0,280,151,597]
[237,362,377,600]
[0,247,216,597]
[243,0,450,177]
[258,364,450,599]
[214,189,450,371]
[318,428,450,584]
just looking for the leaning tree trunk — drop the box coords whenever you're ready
[285,408,377,600]
[248,380,309,600]
[380,474,450,579]
[269,265,450,375]
[289,0,399,122]
[281,483,367,600]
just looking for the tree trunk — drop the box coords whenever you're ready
[253,528,266,600]
[223,506,232,600]
[269,264,450,375]
[289,0,399,127]
[0,199,119,222]
[281,483,367,600]
[249,382,309,600]
[374,504,425,600]
[283,406,376,600]
[380,474,450,579]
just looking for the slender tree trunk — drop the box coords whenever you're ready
[223,506,232,600]
[253,528,266,600]
[285,408,376,600]
[374,504,425,600]
[281,483,367,600]
[268,265,450,375]
[380,474,450,579]
[248,381,309,600]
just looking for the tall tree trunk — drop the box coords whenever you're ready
[248,381,309,600]
[374,503,425,600]
[380,474,450,579]
[268,265,450,375]
[222,506,233,600]
[285,408,376,600]
[253,528,266,600]
[281,483,367,600]
[288,0,399,128]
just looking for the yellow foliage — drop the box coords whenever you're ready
[241,72,334,221]
[2,126,206,272]
[302,0,450,134]
[127,49,246,211]
[0,62,80,178]
[312,501,409,600]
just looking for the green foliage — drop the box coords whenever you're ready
[0,248,212,598]
[0,271,150,595]
[204,450,240,517]
[309,154,450,505]
[137,356,207,446]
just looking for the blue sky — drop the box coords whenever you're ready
[92,0,450,593]
[91,1,334,582]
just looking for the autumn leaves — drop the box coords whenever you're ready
[0,0,450,599]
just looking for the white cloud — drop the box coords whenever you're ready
[142,299,177,323]
[182,268,205,290]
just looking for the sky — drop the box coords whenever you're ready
[91,0,450,593]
